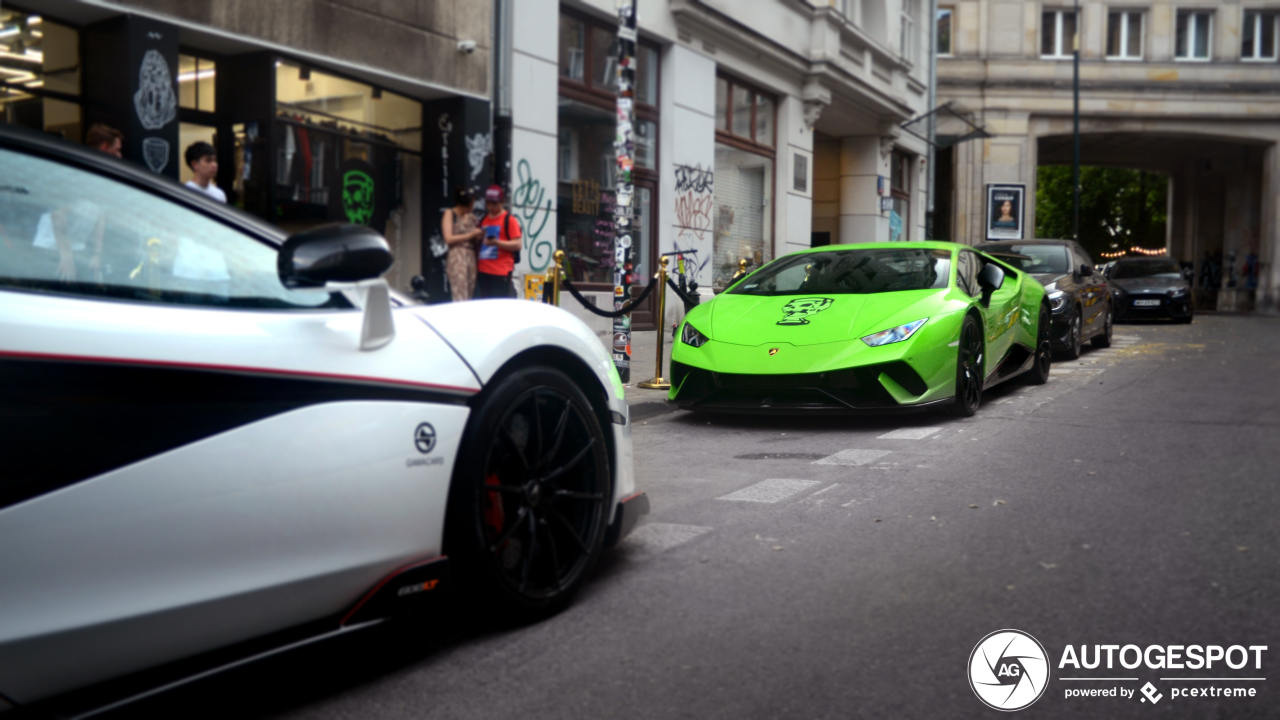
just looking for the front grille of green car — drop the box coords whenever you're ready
[670,360,927,412]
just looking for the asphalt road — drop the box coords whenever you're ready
[111,314,1279,719]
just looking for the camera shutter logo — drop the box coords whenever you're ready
[968,629,1050,711]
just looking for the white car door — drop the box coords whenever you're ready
[0,145,479,702]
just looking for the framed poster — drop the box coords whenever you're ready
[986,184,1026,241]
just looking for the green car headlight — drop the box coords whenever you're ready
[681,321,709,348]
[861,318,928,347]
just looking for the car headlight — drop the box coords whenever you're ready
[1111,287,1127,298]
[1170,287,1188,297]
[1047,290,1067,312]
[681,321,709,348]
[861,318,928,347]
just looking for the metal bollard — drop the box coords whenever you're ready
[545,249,564,306]
[637,256,671,390]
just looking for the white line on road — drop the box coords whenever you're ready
[619,523,713,557]
[813,449,892,466]
[718,479,822,503]
[878,427,941,440]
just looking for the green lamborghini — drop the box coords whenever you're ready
[668,242,1051,416]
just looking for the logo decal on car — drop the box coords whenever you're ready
[414,423,437,454]
[777,297,834,325]
[768,348,779,356]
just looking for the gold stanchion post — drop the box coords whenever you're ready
[731,257,750,283]
[546,249,565,306]
[637,256,671,390]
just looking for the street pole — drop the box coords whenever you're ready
[926,0,938,239]
[613,0,638,384]
[1072,0,1081,243]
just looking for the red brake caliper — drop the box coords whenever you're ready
[483,474,506,538]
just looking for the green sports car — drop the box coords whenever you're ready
[668,242,1052,416]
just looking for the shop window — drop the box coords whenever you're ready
[1242,12,1278,61]
[272,60,421,235]
[177,54,216,112]
[716,75,776,149]
[1106,12,1143,60]
[555,9,661,295]
[1041,9,1077,59]
[1175,11,1212,61]
[937,6,954,57]
[890,151,911,242]
[713,144,773,290]
[0,11,82,141]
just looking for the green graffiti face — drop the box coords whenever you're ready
[342,170,375,225]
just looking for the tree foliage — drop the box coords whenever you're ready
[1036,166,1168,259]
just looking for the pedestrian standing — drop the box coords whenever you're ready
[443,187,482,301]
[474,185,522,299]
[85,124,124,158]
[184,141,226,203]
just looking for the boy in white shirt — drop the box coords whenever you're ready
[184,141,227,203]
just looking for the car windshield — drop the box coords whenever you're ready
[989,245,1071,274]
[731,248,951,296]
[1112,259,1182,279]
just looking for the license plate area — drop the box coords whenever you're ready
[1134,299,1161,307]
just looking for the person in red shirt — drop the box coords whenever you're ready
[475,185,523,299]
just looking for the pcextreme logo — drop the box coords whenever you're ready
[968,629,1051,711]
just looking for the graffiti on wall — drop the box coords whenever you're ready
[465,132,490,182]
[513,158,554,271]
[674,164,714,243]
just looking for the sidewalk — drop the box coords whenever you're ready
[609,329,678,421]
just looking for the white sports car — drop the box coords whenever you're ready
[0,125,645,715]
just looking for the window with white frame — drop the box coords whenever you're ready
[901,0,918,65]
[937,5,955,57]
[1041,9,1078,58]
[1175,10,1212,60]
[1106,11,1143,59]
[1242,11,1278,61]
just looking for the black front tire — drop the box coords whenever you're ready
[445,365,613,623]
[944,315,984,417]
[1024,305,1052,385]
[1175,313,1194,324]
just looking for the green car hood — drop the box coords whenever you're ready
[707,289,945,346]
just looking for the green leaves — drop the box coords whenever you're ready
[1035,166,1168,259]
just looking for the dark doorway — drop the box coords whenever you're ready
[811,232,831,248]
[933,146,953,241]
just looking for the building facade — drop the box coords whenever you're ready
[506,0,934,332]
[936,0,1280,312]
[1,0,491,295]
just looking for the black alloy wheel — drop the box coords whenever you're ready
[1091,303,1113,348]
[1060,307,1083,360]
[945,315,984,417]
[446,366,612,621]
[1025,305,1052,385]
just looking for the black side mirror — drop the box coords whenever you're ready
[978,263,1005,292]
[278,224,393,288]
[1079,264,1093,277]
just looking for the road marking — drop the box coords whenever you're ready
[812,449,892,466]
[718,479,822,503]
[619,523,712,557]
[878,427,941,440]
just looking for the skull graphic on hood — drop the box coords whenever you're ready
[777,297,834,325]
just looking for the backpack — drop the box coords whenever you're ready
[503,212,522,265]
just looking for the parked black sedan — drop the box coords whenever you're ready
[978,240,1111,359]
[1104,257,1194,323]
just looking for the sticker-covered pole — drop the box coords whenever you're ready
[612,0,638,384]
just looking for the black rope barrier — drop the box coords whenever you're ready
[561,275,659,318]
[665,276,699,308]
